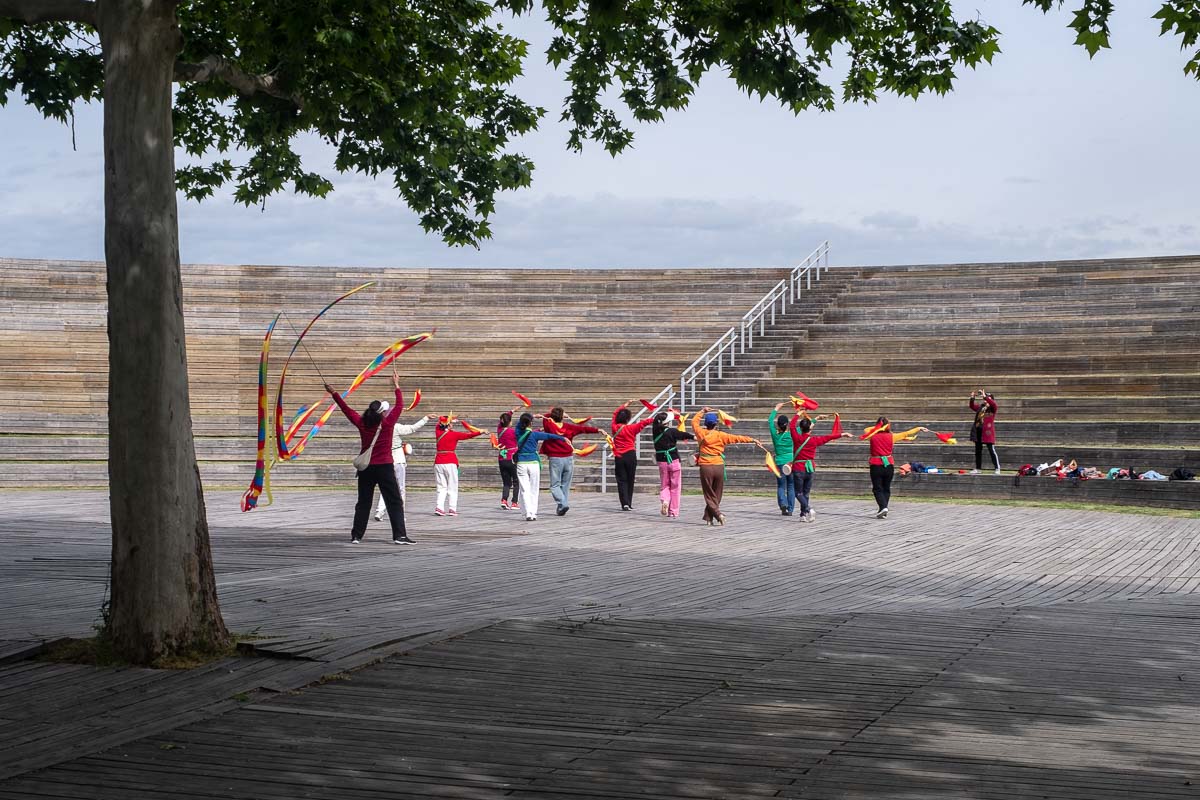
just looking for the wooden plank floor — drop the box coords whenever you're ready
[1,489,1199,794]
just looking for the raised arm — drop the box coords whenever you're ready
[385,387,403,424]
[325,383,360,426]
[395,415,431,436]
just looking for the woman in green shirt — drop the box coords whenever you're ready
[770,403,796,516]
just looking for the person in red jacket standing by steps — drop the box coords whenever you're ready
[611,400,654,511]
[542,406,601,517]
[969,388,1000,474]
[433,416,484,517]
[860,418,927,520]
[326,372,414,545]
[789,413,852,523]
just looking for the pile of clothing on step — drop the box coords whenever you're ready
[897,462,945,476]
[1013,460,1195,482]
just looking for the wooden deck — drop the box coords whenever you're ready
[2,489,1199,796]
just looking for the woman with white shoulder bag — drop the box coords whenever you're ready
[374,413,433,521]
[325,367,415,545]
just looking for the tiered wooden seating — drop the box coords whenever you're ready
[0,257,815,487]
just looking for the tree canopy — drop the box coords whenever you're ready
[4,1,1196,249]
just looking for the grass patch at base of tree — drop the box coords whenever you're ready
[37,635,240,670]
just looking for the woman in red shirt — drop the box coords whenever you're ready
[433,415,484,516]
[861,417,926,519]
[326,371,413,545]
[611,400,653,511]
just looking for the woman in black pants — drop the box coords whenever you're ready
[969,389,1000,474]
[610,400,653,510]
[861,417,925,520]
[327,370,414,544]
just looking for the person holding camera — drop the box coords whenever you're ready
[969,388,1000,474]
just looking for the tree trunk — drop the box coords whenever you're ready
[99,0,229,664]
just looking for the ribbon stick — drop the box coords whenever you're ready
[512,391,532,407]
[273,283,375,460]
[281,332,433,459]
[242,314,280,512]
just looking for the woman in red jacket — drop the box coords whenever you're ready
[788,413,851,523]
[611,400,653,511]
[969,389,999,474]
[433,415,484,516]
[326,372,413,545]
[860,417,926,519]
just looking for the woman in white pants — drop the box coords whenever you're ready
[511,413,566,521]
[374,414,431,520]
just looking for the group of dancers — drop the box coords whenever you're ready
[323,367,1002,543]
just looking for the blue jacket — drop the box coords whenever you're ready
[514,427,565,463]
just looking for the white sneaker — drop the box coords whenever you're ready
[875,508,888,519]
[969,469,981,475]
[994,469,1002,475]
[800,512,812,523]
[373,512,383,521]
[807,510,816,522]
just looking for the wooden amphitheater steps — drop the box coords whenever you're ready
[2,255,1198,509]
[721,255,1200,506]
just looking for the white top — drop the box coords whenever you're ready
[389,416,428,465]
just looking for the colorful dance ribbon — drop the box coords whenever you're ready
[860,422,890,440]
[273,283,375,461]
[279,331,433,460]
[570,415,593,424]
[574,443,598,457]
[638,399,658,411]
[512,391,532,407]
[790,392,820,411]
[241,314,280,512]
[764,452,782,477]
[405,389,422,412]
[717,410,738,426]
[489,433,502,449]
[461,421,487,434]
[935,431,958,445]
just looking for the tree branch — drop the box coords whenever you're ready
[175,55,305,110]
[0,0,97,25]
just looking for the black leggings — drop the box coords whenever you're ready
[498,459,520,502]
[975,441,999,470]
[615,451,638,508]
[353,463,407,541]
[870,464,894,511]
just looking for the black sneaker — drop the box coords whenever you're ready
[393,536,415,545]
[557,506,569,516]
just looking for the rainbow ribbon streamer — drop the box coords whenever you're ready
[279,332,433,461]
[241,314,280,512]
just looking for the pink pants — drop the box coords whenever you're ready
[658,460,682,517]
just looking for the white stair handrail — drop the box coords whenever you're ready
[600,239,830,493]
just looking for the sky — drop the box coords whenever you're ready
[1,1,1198,269]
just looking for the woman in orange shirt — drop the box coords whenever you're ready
[691,407,761,525]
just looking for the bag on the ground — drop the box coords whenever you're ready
[352,426,383,471]
[1170,467,1196,481]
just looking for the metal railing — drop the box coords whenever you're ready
[599,240,830,493]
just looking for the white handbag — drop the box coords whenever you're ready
[352,426,382,471]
